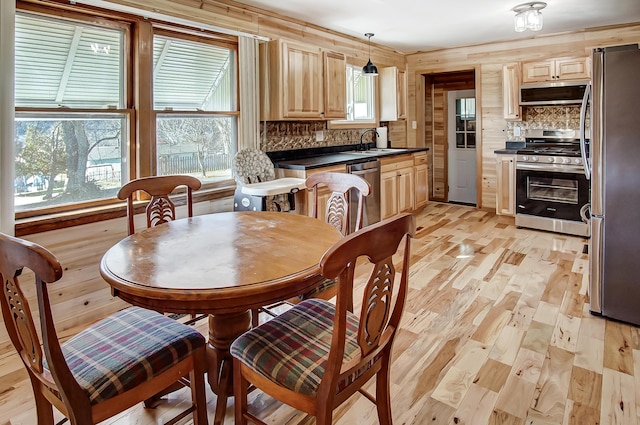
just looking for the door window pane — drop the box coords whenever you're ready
[454,97,476,150]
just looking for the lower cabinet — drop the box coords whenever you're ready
[496,154,516,216]
[275,164,346,217]
[380,154,415,220]
[414,152,429,210]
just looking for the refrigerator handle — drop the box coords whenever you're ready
[579,84,591,180]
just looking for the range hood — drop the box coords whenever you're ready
[519,80,589,106]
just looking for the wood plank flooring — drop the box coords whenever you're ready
[1,202,639,424]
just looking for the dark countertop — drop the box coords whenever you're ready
[269,144,429,171]
[494,149,520,154]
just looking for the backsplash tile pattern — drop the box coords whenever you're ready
[260,122,377,152]
[505,105,590,140]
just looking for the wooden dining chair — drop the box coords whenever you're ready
[231,213,415,425]
[0,232,209,425]
[305,171,371,237]
[296,171,372,303]
[117,175,202,235]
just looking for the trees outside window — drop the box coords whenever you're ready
[14,6,239,216]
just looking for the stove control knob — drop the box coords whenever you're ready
[521,155,528,161]
[574,158,582,165]
[562,157,571,164]
[547,157,555,163]
[531,156,539,162]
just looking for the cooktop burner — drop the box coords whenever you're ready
[517,145,581,156]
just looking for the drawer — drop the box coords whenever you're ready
[380,155,414,173]
[414,154,427,166]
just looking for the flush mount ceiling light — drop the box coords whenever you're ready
[512,1,547,32]
[362,33,378,76]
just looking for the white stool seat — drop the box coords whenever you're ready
[240,178,306,196]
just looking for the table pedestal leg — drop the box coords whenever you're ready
[206,310,252,425]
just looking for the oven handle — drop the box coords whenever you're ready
[580,203,591,223]
[516,162,586,173]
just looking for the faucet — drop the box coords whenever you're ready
[359,128,378,151]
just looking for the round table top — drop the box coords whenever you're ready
[100,212,341,314]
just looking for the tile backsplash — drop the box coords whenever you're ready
[260,122,379,152]
[505,105,589,140]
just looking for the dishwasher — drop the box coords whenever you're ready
[347,159,381,233]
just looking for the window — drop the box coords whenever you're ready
[13,3,239,218]
[455,97,476,149]
[329,64,376,127]
[14,11,128,213]
[153,33,237,182]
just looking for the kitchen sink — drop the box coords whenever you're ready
[345,148,409,155]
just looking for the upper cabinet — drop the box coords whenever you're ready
[380,66,407,121]
[323,51,348,119]
[503,63,522,121]
[260,39,346,120]
[521,57,591,83]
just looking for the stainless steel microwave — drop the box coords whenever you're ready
[519,81,589,105]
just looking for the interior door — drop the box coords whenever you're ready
[447,90,477,204]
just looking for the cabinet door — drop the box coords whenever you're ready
[555,57,590,80]
[414,163,428,209]
[503,63,522,121]
[397,167,415,213]
[496,154,516,216]
[521,60,555,83]
[323,51,347,119]
[397,69,407,119]
[282,41,323,119]
[380,66,407,121]
[380,170,399,220]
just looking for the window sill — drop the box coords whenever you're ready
[15,183,236,236]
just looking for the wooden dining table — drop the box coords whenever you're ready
[100,211,341,424]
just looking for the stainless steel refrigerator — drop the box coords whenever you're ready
[585,44,640,325]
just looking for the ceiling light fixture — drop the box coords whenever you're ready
[362,33,378,76]
[512,2,547,33]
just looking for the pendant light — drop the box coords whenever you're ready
[362,33,378,76]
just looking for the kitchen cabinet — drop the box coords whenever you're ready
[323,51,348,119]
[521,57,591,83]
[260,39,346,120]
[414,152,429,209]
[503,63,522,121]
[275,164,346,217]
[380,154,415,219]
[380,66,407,121]
[496,154,516,216]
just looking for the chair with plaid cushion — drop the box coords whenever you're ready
[118,175,202,235]
[230,213,415,425]
[0,232,209,425]
[300,171,371,302]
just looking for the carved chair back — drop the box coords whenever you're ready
[117,175,202,235]
[305,172,371,237]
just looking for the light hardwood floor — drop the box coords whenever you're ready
[1,202,638,425]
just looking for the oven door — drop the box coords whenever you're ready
[516,165,590,222]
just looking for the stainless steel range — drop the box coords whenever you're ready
[515,129,590,237]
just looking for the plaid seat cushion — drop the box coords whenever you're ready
[300,278,336,300]
[230,298,361,397]
[45,306,205,404]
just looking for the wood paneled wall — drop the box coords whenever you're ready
[406,24,640,210]
[101,0,405,69]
